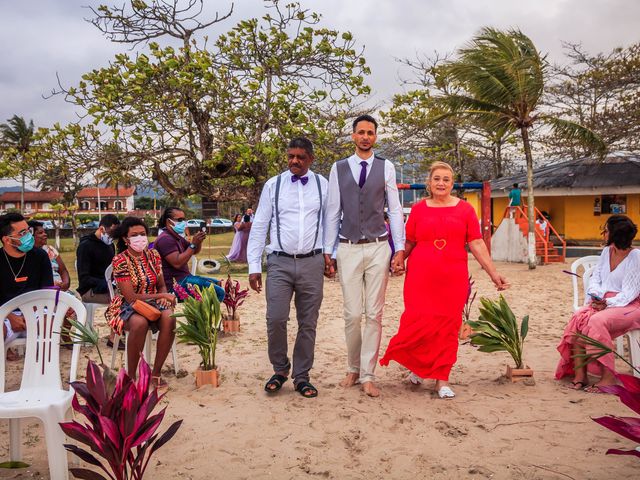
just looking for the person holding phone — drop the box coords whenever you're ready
[556,215,640,392]
[154,207,224,301]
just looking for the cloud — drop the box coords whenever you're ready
[0,0,638,127]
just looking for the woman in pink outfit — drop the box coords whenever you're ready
[556,215,640,392]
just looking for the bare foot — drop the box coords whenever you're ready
[362,381,380,397]
[340,373,359,388]
[6,348,20,361]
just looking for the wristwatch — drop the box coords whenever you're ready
[189,243,197,250]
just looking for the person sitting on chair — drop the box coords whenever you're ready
[105,217,176,385]
[556,214,640,392]
[154,207,224,301]
[0,213,53,357]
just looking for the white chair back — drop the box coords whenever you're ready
[571,255,600,311]
[190,255,198,275]
[0,290,86,393]
[105,264,115,299]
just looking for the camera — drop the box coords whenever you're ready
[243,214,251,223]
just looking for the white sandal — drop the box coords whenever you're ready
[408,372,423,385]
[437,386,455,399]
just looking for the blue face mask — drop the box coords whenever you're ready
[16,232,35,253]
[171,220,187,235]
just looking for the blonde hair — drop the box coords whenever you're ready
[428,161,455,179]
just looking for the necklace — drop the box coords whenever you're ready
[2,248,28,282]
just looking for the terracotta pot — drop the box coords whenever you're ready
[195,367,219,388]
[223,313,240,333]
[459,322,473,340]
[506,365,534,383]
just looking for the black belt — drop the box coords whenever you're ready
[339,234,388,245]
[272,249,323,259]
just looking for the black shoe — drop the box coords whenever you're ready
[107,338,126,351]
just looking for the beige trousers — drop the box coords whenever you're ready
[337,240,391,383]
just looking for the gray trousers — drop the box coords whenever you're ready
[265,253,324,385]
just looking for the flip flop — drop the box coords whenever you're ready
[264,374,288,394]
[584,384,608,394]
[408,372,423,385]
[437,386,456,399]
[566,381,588,390]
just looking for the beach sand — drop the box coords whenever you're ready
[1,259,638,479]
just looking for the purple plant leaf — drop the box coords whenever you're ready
[70,381,100,412]
[86,361,107,407]
[592,416,640,443]
[148,420,183,456]
[63,444,106,470]
[98,416,121,447]
[121,382,141,440]
[136,357,151,402]
[68,467,111,480]
[128,411,165,449]
[59,421,108,457]
[617,373,640,394]
[598,384,640,415]
[72,392,98,424]
[132,389,159,435]
[605,448,640,457]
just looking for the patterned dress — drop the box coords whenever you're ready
[105,248,163,335]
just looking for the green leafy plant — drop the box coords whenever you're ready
[467,295,529,369]
[173,284,222,371]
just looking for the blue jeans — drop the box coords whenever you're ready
[179,275,225,302]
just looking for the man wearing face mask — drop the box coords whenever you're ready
[76,214,121,304]
[0,213,54,343]
[155,207,224,301]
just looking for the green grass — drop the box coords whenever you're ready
[56,231,248,288]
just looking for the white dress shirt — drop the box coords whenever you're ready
[323,151,405,253]
[247,170,328,274]
[587,247,640,307]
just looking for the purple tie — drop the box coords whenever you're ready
[291,174,308,185]
[358,161,368,188]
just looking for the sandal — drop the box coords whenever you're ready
[264,374,288,393]
[295,381,318,398]
[437,386,456,399]
[584,384,608,394]
[567,380,588,390]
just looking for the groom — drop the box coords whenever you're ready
[323,114,405,397]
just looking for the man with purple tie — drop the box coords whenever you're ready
[248,137,328,398]
[324,114,406,397]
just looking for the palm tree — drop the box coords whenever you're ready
[0,115,36,213]
[440,28,606,269]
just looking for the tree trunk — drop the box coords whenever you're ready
[521,127,537,270]
[20,172,25,214]
[495,140,504,178]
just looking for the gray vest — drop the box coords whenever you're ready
[337,156,387,243]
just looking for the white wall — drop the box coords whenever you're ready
[491,217,528,263]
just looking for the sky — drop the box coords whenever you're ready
[1,0,639,129]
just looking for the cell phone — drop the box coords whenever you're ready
[589,293,602,301]
[189,221,207,236]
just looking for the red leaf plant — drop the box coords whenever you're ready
[222,275,249,317]
[59,358,182,479]
[592,373,640,458]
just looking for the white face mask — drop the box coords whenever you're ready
[101,232,113,245]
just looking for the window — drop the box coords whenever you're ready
[80,201,90,210]
[601,195,627,214]
[114,200,123,211]
[42,203,51,210]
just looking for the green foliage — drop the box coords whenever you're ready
[63,1,369,203]
[173,284,222,371]
[467,295,529,369]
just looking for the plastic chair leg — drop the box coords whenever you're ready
[42,410,70,480]
[9,418,21,461]
[171,338,179,373]
[616,336,625,357]
[110,333,122,369]
[628,331,640,378]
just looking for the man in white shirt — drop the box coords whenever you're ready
[324,115,406,397]
[248,137,328,398]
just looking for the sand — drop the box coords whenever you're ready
[1,259,638,479]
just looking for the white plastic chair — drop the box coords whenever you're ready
[107,265,179,373]
[75,260,105,331]
[581,262,639,375]
[190,255,198,275]
[0,289,86,480]
[570,255,600,312]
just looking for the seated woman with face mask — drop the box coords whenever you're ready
[105,216,176,385]
[154,207,224,301]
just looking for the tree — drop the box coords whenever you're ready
[95,143,137,213]
[544,42,640,157]
[59,0,370,204]
[0,115,36,213]
[440,28,606,269]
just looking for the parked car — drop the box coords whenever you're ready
[79,220,100,229]
[209,218,233,228]
[41,220,55,230]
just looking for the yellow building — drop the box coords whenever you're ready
[491,155,640,242]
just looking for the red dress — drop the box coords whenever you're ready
[380,199,482,380]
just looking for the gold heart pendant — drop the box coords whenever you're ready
[434,239,447,250]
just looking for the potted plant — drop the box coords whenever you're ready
[467,295,532,382]
[222,275,249,333]
[459,276,477,340]
[173,283,223,387]
[59,358,182,480]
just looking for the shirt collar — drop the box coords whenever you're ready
[351,151,375,166]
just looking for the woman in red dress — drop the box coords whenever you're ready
[380,161,509,398]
